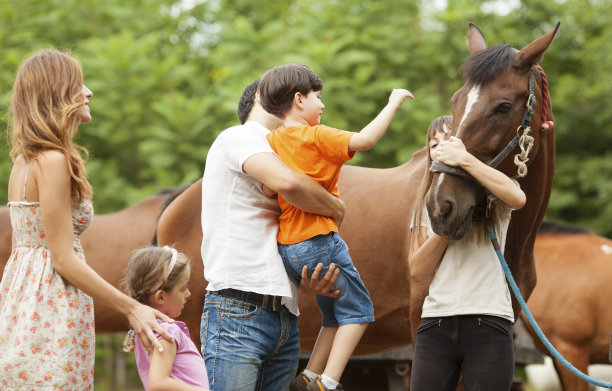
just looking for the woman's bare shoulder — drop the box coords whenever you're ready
[32,150,71,184]
[36,150,68,165]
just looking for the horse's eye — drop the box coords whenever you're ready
[494,103,512,114]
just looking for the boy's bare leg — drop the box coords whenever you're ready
[306,326,338,374]
[323,323,368,381]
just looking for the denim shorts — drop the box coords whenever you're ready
[278,232,374,327]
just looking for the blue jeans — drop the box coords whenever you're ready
[278,232,374,327]
[201,292,299,391]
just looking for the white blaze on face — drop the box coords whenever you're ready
[456,85,481,138]
[432,172,446,218]
[431,85,480,216]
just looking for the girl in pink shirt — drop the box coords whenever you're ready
[123,246,210,391]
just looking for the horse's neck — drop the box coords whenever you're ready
[506,130,555,302]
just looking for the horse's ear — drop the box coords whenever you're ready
[514,22,560,71]
[467,23,487,54]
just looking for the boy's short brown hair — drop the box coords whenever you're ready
[259,64,323,118]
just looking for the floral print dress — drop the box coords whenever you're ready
[0,189,95,390]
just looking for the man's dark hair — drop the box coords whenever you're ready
[237,79,260,124]
[259,64,323,118]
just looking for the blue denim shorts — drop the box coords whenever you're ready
[278,232,374,327]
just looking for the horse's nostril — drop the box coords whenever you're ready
[440,200,455,220]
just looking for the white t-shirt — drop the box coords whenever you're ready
[201,121,299,315]
[420,204,515,322]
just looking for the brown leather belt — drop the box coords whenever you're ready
[213,288,284,312]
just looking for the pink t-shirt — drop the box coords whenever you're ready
[134,320,209,390]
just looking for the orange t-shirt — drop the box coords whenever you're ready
[266,124,355,244]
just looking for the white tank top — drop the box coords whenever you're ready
[420,205,514,321]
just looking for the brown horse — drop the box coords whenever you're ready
[417,23,559,337]
[0,189,179,332]
[524,222,612,391]
[157,24,560,355]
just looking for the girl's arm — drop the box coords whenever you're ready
[36,151,174,354]
[348,89,414,151]
[436,136,526,209]
[149,339,210,391]
[408,226,449,288]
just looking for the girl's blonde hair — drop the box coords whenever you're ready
[122,246,190,352]
[9,49,92,203]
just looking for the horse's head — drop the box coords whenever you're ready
[426,22,559,240]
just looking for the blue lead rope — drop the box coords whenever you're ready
[488,230,612,389]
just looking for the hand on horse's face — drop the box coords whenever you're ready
[429,127,451,162]
[299,263,340,298]
[437,136,469,167]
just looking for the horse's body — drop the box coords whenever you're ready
[524,222,612,390]
[0,191,176,332]
[0,207,12,265]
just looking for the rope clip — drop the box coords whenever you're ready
[526,94,536,115]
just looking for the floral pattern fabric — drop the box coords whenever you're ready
[0,200,95,390]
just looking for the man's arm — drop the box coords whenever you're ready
[243,152,345,223]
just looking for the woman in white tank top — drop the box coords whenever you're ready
[408,116,526,391]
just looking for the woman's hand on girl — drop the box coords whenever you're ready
[129,303,175,354]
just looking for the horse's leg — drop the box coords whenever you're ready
[550,341,590,391]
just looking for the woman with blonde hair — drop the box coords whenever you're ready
[0,49,173,389]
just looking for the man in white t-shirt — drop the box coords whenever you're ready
[201,79,345,391]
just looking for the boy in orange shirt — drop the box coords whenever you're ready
[259,64,413,391]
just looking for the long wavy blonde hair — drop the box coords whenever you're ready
[9,49,92,203]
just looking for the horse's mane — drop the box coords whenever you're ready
[461,43,515,85]
[151,184,193,246]
[155,187,186,196]
[159,184,192,217]
[538,221,593,235]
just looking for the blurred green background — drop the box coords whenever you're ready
[1,0,611,389]
[1,0,610,236]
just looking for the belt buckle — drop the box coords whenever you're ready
[272,296,278,311]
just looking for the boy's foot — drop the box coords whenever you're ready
[305,376,344,391]
[290,372,311,391]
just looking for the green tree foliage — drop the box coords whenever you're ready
[0,0,609,236]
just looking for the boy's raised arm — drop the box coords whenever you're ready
[349,89,414,151]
